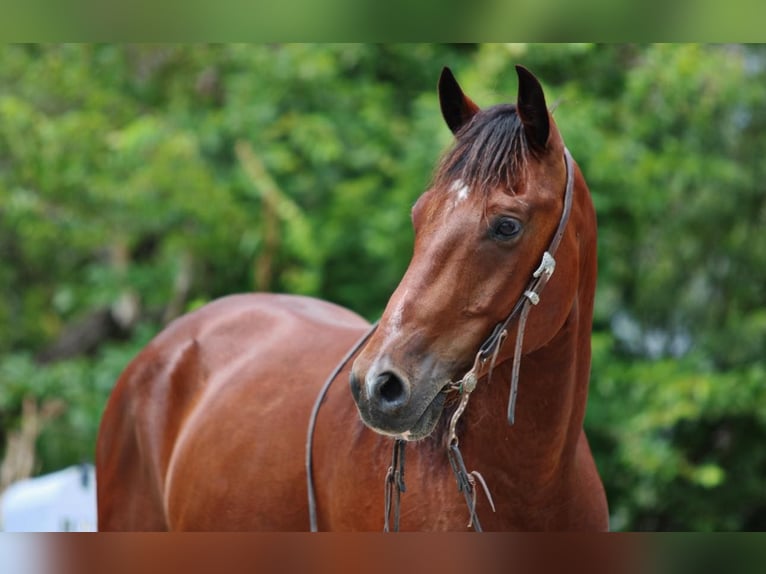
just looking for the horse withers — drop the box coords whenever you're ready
[96,65,608,531]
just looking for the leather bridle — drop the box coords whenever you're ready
[306,148,577,532]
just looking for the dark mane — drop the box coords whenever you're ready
[433,103,528,194]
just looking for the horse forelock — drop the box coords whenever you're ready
[433,104,529,198]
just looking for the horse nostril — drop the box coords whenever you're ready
[373,371,408,407]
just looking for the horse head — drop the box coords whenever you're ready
[350,66,586,441]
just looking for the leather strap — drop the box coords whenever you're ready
[306,322,378,532]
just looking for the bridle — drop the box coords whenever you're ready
[450,146,576,424]
[306,148,576,532]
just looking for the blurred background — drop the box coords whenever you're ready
[0,43,764,531]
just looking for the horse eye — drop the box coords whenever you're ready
[491,217,523,241]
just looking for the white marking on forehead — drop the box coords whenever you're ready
[450,179,470,200]
[449,179,471,208]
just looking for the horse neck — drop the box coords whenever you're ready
[461,309,588,479]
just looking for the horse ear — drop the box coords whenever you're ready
[439,67,480,135]
[515,65,550,152]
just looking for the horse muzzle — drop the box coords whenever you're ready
[349,367,447,441]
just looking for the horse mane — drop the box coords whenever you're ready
[433,103,529,196]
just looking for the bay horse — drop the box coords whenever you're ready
[96,65,608,531]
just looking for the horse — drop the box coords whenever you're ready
[96,65,608,531]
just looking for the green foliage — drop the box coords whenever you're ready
[0,333,153,473]
[588,332,766,530]
[1,44,765,530]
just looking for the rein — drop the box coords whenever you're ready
[306,322,378,532]
[306,148,575,532]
